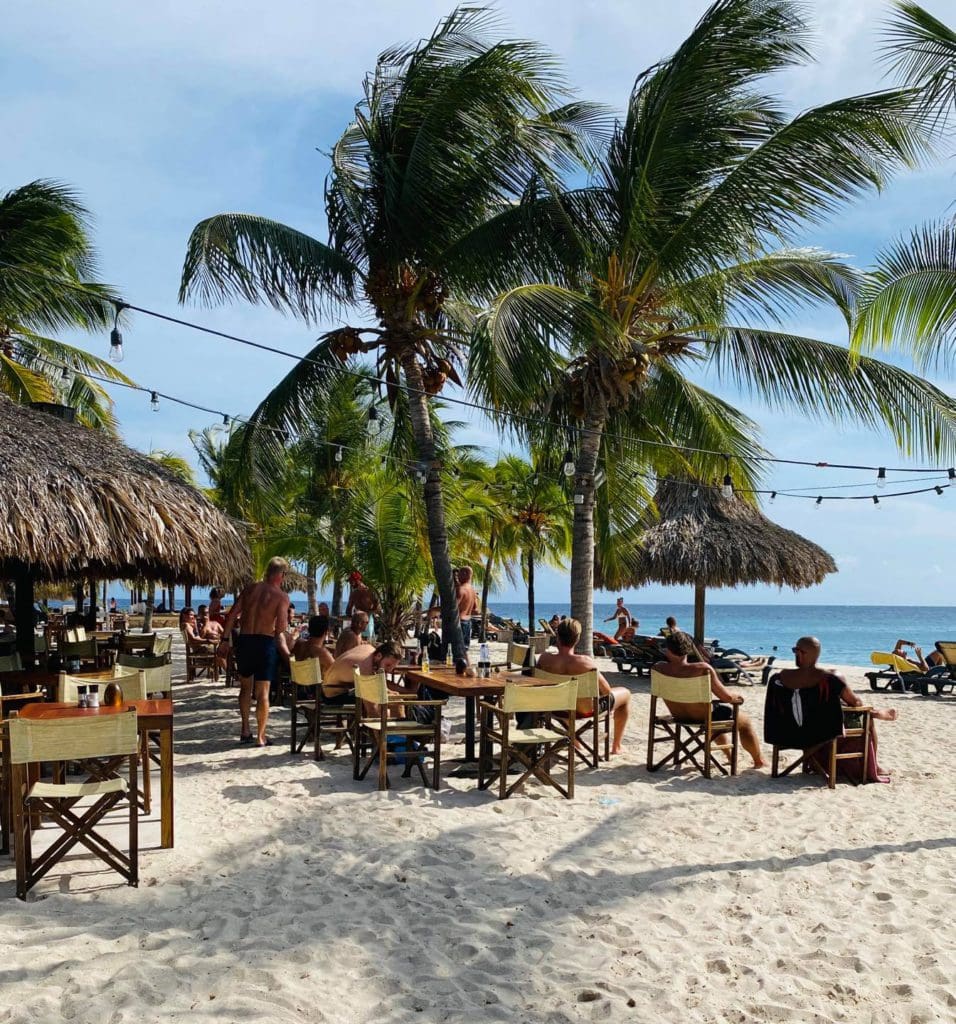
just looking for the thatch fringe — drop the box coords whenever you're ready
[0,395,250,585]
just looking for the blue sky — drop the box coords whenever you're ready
[5,0,955,606]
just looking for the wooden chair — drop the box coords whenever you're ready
[290,657,321,758]
[7,709,139,900]
[0,653,23,673]
[646,670,739,778]
[60,639,99,671]
[1,691,46,855]
[182,632,218,683]
[119,633,156,657]
[478,679,578,799]
[506,641,530,670]
[534,667,610,768]
[113,661,170,814]
[352,669,445,790]
[58,670,138,704]
[115,654,172,696]
[765,675,873,789]
[152,634,173,662]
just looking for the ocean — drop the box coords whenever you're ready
[69,596,955,667]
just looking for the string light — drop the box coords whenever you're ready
[334,446,343,463]
[815,496,822,509]
[222,414,230,427]
[150,391,160,413]
[108,302,126,363]
[769,491,777,503]
[877,467,887,488]
[935,486,944,496]
[511,483,518,497]
[562,450,575,477]
[720,456,733,499]
[872,495,880,507]
[950,469,956,481]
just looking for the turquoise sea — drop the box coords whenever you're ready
[489,602,956,667]
[87,596,956,667]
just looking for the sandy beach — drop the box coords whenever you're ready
[2,636,954,1024]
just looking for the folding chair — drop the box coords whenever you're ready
[120,633,156,657]
[58,670,141,704]
[534,667,609,767]
[0,653,23,673]
[352,669,445,790]
[152,635,173,662]
[646,670,739,778]
[506,641,530,670]
[1,691,46,855]
[182,634,218,682]
[478,679,578,799]
[289,658,354,760]
[60,639,99,671]
[765,674,873,788]
[7,709,139,900]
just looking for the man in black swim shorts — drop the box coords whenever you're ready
[222,557,291,747]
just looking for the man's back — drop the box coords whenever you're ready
[537,649,595,676]
[325,643,375,686]
[239,581,288,635]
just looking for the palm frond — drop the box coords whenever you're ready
[881,2,956,121]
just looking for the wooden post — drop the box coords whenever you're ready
[12,564,35,665]
[694,583,706,646]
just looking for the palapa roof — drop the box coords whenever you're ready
[624,479,837,591]
[0,395,251,586]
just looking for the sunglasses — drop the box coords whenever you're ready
[792,647,805,654]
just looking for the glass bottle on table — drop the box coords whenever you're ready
[521,642,536,677]
[421,649,430,674]
[478,642,491,679]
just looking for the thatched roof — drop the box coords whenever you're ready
[0,395,251,586]
[624,479,837,590]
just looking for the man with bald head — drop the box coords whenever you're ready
[777,637,898,730]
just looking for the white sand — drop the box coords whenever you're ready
[2,636,954,1024]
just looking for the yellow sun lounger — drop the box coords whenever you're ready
[865,651,929,692]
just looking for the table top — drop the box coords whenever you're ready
[402,666,540,698]
[18,699,173,721]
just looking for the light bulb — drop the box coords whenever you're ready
[511,483,518,497]
[368,406,379,423]
[876,467,887,489]
[721,474,733,499]
[769,491,777,504]
[815,496,822,509]
[562,450,575,477]
[949,468,955,481]
[222,414,230,427]
[872,495,880,508]
[334,446,343,463]
[150,391,160,413]
[108,328,124,363]
[935,486,944,496]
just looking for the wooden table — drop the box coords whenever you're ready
[402,667,532,762]
[0,669,115,699]
[12,699,174,849]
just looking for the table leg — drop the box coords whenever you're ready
[159,723,173,848]
[464,696,476,762]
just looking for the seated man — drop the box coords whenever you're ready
[654,632,765,769]
[350,610,370,640]
[197,604,223,641]
[892,638,942,672]
[180,607,208,648]
[323,639,409,710]
[536,617,631,755]
[778,637,897,761]
[293,614,334,673]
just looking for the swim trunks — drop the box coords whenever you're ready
[711,700,734,721]
[321,688,354,706]
[235,634,277,682]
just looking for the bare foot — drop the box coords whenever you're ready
[611,744,623,755]
[751,758,767,769]
[873,708,898,722]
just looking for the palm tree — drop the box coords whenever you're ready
[853,3,956,366]
[0,180,132,430]
[179,8,599,660]
[470,0,956,651]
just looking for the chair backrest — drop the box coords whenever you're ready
[33,636,47,654]
[1,691,46,721]
[290,658,323,687]
[353,668,389,706]
[538,618,556,637]
[763,673,844,748]
[502,679,578,714]
[507,641,530,668]
[934,641,956,670]
[649,669,711,705]
[65,626,88,643]
[57,672,114,703]
[8,708,138,764]
[115,653,172,696]
[121,633,156,653]
[869,651,919,675]
[0,652,23,672]
[104,668,151,701]
[152,634,173,657]
[533,667,599,699]
[61,639,97,659]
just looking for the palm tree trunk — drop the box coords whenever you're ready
[331,531,344,617]
[185,583,193,609]
[143,581,155,633]
[306,560,318,615]
[480,532,496,642]
[526,547,535,636]
[569,403,607,655]
[400,352,464,660]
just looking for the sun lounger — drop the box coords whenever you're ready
[864,652,942,694]
[927,642,956,696]
[608,636,664,677]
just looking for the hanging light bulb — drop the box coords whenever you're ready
[334,446,343,463]
[222,414,230,427]
[769,491,777,504]
[935,486,944,496]
[949,468,955,481]
[510,483,518,498]
[380,454,387,468]
[691,486,699,498]
[530,473,538,486]
[721,473,733,500]
[483,482,491,494]
[108,303,126,363]
[150,391,160,413]
[876,467,887,489]
[872,495,880,508]
[815,496,823,509]
[368,405,379,424]
[562,450,575,477]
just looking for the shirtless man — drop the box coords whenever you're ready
[777,637,897,752]
[603,597,632,642]
[654,631,765,768]
[293,614,334,674]
[537,618,631,755]
[323,640,408,711]
[455,566,480,647]
[346,572,380,640]
[221,557,291,747]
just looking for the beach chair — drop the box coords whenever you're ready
[7,709,139,900]
[352,669,445,790]
[610,636,663,677]
[538,619,557,640]
[289,658,355,760]
[764,674,873,788]
[646,670,739,778]
[478,679,578,799]
[152,634,173,662]
[60,639,99,671]
[119,633,156,657]
[115,654,172,696]
[506,640,530,670]
[182,632,218,683]
[0,690,46,855]
[927,642,956,696]
[863,651,928,693]
[534,667,609,768]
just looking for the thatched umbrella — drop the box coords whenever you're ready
[624,480,837,643]
[0,395,250,659]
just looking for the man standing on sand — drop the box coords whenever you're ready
[346,571,379,641]
[653,632,765,768]
[221,557,291,747]
[455,566,480,648]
